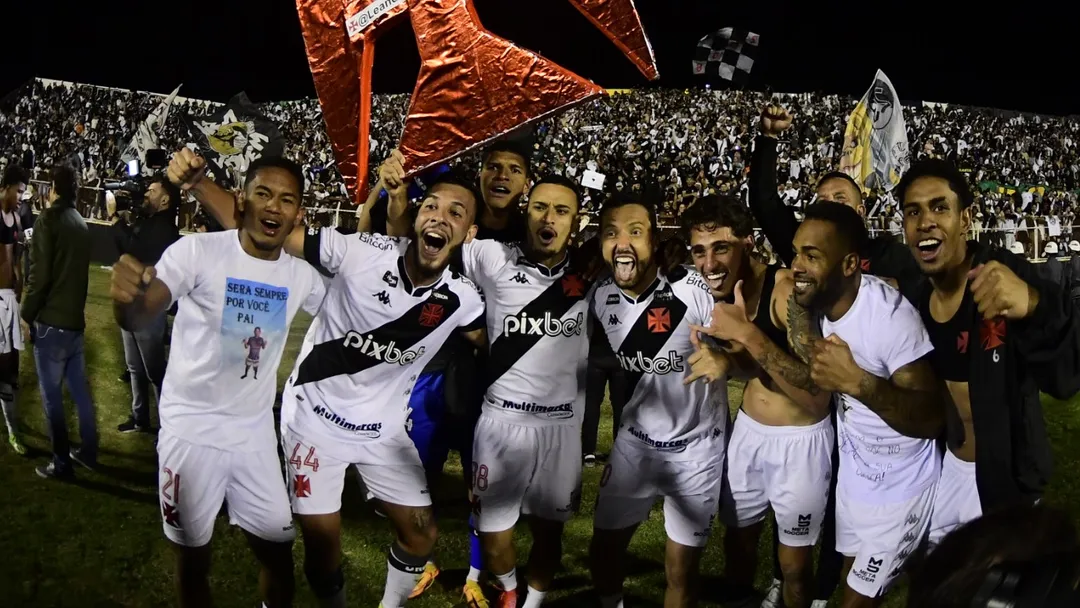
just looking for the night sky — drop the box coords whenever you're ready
[6,1,1077,116]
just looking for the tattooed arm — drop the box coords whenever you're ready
[735,274,832,417]
[850,359,943,439]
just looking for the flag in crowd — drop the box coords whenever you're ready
[181,92,285,186]
[692,27,760,86]
[120,84,182,168]
[839,69,911,195]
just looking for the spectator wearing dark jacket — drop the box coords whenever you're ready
[111,177,181,433]
[1041,241,1066,287]
[21,161,96,479]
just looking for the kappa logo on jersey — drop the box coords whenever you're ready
[382,271,399,288]
[906,513,920,525]
[511,272,530,284]
[561,274,586,297]
[500,399,574,419]
[373,291,391,306]
[342,331,424,365]
[784,513,812,537]
[901,531,917,544]
[311,404,383,437]
[617,349,684,374]
[627,425,690,453]
[502,311,584,338]
[647,307,671,333]
[294,474,312,498]
[162,502,182,528]
[608,314,620,326]
[606,293,621,305]
[419,303,444,328]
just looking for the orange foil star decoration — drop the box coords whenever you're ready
[295,0,659,204]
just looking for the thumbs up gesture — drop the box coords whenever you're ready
[684,328,731,385]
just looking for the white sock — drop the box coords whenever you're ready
[1,393,16,436]
[496,568,518,592]
[522,585,546,608]
[600,593,623,608]
[383,546,427,608]
[467,566,482,582]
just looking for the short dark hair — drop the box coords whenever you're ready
[243,156,306,195]
[802,201,868,255]
[680,194,754,239]
[896,159,974,209]
[50,161,79,201]
[424,170,483,220]
[151,175,183,208]
[816,171,864,201]
[599,190,659,231]
[530,174,580,204]
[2,165,29,188]
[482,140,532,177]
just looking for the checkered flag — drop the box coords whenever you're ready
[692,27,760,86]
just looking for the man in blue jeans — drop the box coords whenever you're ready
[21,160,96,479]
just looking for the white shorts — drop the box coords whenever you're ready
[280,425,431,515]
[928,451,981,547]
[837,483,936,598]
[720,413,834,547]
[157,432,295,548]
[593,434,723,548]
[0,289,22,355]
[471,415,582,533]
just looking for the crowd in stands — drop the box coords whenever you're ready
[3,78,1080,256]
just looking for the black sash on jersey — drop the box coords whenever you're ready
[485,271,592,388]
[615,282,688,398]
[294,283,462,386]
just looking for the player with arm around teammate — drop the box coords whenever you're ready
[113,157,327,608]
[168,150,488,608]
[701,202,944,607]
[681,195,833,608]
[588,192,728,608]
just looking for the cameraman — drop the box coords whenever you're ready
[112,176,180,433]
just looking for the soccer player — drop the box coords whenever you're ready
[380,142,534,606]
[680,195,833,608]
[0,164,28,454]
[115,156,326,608]
[747,104,925,607]
[242,327,267,379]
[389,173,590,608]
[897,159,1080,547]
[168,147,487,608]
[703,202,943,607]
[589,192,727,608]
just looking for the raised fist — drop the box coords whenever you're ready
[760,105,793,139]
[111,254,157,305]
[167,148,208,191]
[378,150,409,198]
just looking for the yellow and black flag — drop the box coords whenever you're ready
[839,70,910,194]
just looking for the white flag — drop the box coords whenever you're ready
[121,84,182,168]
[839,70,910,194]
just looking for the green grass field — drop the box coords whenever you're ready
[2,267,1080,608]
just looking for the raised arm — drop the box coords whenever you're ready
[111,254,174,332]
[167,148,239,230]
[748,106,799,267]
[379,150,413,238]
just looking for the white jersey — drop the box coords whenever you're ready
[280,230,485,461]
[822,274,939,504]
[155,230,327,453]
[591,268,726,461]
[461,240,591,425]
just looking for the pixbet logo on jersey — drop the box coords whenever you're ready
[342,331,425,365]
[502,311,584,338]
[617,349,684,374]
